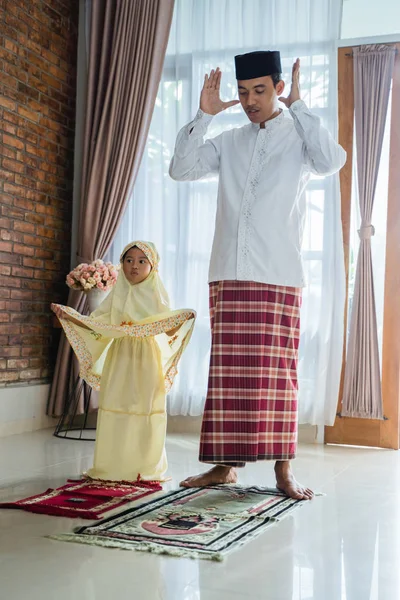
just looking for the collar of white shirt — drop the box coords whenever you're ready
[250,109,285,132]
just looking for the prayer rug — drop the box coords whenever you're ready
[0,479,162,520]
[48,485,305,560]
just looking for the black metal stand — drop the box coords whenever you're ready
[53,376,97,441]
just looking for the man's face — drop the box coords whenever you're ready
[238,75,285,124]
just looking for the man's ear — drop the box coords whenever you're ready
[276,80,285,96]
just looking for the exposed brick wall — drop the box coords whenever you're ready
[0,0,78,385]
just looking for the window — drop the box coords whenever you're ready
[110,1,344,422]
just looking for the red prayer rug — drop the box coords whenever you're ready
[0,478,162,519]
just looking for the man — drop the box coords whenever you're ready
[169,51,346,500]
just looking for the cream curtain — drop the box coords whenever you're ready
[48,0,175,416]
[342,44,396,419]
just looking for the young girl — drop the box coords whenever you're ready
[52,241,195,483]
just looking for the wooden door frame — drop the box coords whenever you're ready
[324,44,400,449]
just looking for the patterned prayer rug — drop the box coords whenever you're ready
[48,485,305,560]
[0,479,162,519]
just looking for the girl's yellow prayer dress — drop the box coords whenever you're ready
[53,241,196,482]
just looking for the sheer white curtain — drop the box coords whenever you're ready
[110,0,345,426]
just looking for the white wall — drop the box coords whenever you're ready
[0,385,53,437]
[341,0,400,39]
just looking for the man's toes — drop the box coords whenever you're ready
[291,486,308,500]
[291,489,304,500]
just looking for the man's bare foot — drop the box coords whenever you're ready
[274,461,314,500]
[180,466,238,488]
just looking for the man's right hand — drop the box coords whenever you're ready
[200,68,240,115]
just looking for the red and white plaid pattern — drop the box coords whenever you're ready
[199,280,302,466]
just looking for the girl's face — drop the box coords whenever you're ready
[122,247,152,284]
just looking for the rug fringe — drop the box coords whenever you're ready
[80,474,162,490]
[47,534,224,561]
[216,484,325,497]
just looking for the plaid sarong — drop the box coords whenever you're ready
[199,281,302,466]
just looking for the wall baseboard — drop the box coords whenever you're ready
[0,392,322,443]
[0,384,54,438]
[167,415,203,435]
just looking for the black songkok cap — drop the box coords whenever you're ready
[235,51,281,80]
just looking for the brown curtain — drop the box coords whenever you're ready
[48,0,174,416]
[342,45,396,419]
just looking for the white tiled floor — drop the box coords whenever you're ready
[0,429,399,600]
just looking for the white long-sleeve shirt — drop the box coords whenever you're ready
[169,100,346,287]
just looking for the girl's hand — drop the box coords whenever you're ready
[51,304,92,330]
[51,303,64,319]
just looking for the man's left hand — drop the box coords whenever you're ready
[279,58,301,108]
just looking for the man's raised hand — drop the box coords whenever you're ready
[200,68,240,115]
[279,58,301,108]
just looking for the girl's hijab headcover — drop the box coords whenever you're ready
[91,241,171,323]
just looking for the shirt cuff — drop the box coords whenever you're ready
[289,99,308,115]
[187,109,214,135]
